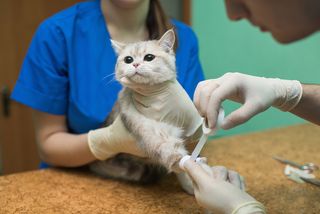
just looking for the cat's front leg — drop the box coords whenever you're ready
[152,122,189,172]
[120,108,186,172]
[124,112,187,172]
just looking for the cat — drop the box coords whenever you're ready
[90,29,202,193]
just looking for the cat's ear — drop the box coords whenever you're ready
[158,29,175,52]
[111,39,126,55]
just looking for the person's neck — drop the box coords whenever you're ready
[306,1,320,33]
[101,0,150,43]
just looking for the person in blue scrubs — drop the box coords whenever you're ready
[12,0,247,212]
[11,0,206,167]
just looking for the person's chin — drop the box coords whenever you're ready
[272,35,295,44]
[111,0,144,9]
[271,30,315,44]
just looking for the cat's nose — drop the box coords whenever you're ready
[133,63,140,68]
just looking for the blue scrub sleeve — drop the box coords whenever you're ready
[184,31,205,98]
[11,21,69,115]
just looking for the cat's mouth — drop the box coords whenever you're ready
[127,71,145,80]
[121,72,147,84]
[132,71,144,77]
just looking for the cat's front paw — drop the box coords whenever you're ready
[165,143,188,173]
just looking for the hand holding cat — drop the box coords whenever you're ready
[182,159,266,214]
[193,72,302,130]
[87,116,146,160]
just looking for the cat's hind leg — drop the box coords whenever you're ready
[89,154,166,184]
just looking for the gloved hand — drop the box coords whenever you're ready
[121,77,203,138]
[88,116,146,160]
[193,72,302,130]
[183,159,266,214]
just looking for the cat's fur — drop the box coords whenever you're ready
[90,30,199,193]
[90,103,167,184]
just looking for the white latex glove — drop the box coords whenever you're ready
[121,77,203,137]
[194,72,302,130]
[183,159,266,214]
[88,116,146,160]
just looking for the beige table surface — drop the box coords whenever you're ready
[1,123,319,213]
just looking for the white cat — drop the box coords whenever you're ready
[90,29,202,194]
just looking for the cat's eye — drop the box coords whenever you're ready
[124,56,134,64]
[144,54,155,62]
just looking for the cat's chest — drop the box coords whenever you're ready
[130,83,200,130]
[132,91,173,121]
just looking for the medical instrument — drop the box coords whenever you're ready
[191,108,225,160]
[273,156,319,173]
[300,177,320,187]
[274,156,320,187]
[284,165,315,179]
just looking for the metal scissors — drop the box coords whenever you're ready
[272,156,319,173]
[273,156,320,187]
[300,177,320,187]
[191,108,225,160]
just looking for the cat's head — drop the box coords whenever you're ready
[111,29,176,86]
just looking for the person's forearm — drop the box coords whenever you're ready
[289,84,320,125]
[39,132,96,167]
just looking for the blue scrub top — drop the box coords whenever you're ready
[11,0,204,135]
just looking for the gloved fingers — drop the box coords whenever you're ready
[227,170,242,189]
[195,80,220,118]
[193,80,206,110]
[220,100,263,130]
[198,161,214,177]
[183,159,211,187]
[206,82,237,129]
[194,80,211,112]
[200,157,207,164]
[211,166,228,181]
[195,156,207,164]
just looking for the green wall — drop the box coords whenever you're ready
[192,1,320,137]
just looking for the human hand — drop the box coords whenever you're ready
[88,116,146,160]
[193,72,302,130]
[183,159,265,214]
[124,79,203,138]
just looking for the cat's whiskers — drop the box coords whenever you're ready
[102,72,116,80]
[102,77,118,87]
[100,71,117,87]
